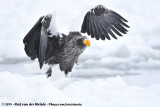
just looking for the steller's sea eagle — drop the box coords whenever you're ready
[23,5,130,78]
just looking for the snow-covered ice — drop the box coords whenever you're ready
[1,69,160,107]
[0,0,160,107]
[1,71,160,107]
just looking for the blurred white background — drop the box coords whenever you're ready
[0,0,160,107]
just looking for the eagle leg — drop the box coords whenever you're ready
[65,70,69,76]
[46,66,52,78]
[65,70,72,77]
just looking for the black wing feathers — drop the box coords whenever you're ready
[23,16,44,60]
[81,5,129,40]
[81,13,88,33]
[23,15,52,69]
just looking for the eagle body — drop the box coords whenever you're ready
[45,33,87,75]
[23,5,129,78]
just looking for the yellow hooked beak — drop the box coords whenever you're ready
[83,39,91,47]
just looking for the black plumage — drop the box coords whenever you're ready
[81,5,130,40]
[23,5,129,78]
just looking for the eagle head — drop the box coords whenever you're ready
[68,32,91,49]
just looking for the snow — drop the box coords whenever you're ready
[0,0,160,106]
[0,71,160,107]
[46,12,59,36]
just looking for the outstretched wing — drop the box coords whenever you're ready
[23,14,52,69]
[81,5,130,40]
